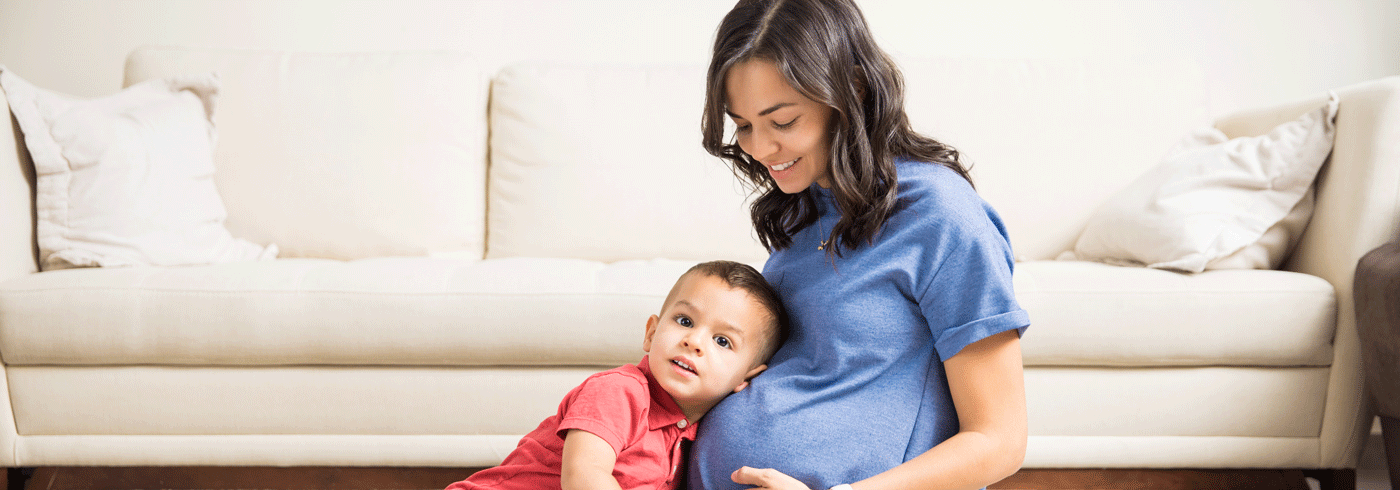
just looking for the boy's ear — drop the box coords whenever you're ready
[732,363,768,393]
[642,314,659,352]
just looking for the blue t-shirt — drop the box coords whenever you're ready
[688,160,1030,490]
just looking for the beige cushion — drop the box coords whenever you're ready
[0,67,274,270]
[0,257,693,366]
[9,366,598,437]
[1067,94,1339,272]
[1014,260,1335,367]
[0,259,1333,368]
[123,48,490,260]
[487,63,765,263]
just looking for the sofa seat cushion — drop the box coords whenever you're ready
[0,259,1334,368]
[0,257,696,366]
[1016,261,1336,367]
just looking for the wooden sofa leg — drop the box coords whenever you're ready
[6,468,32,490]
[1302,468,1356,490]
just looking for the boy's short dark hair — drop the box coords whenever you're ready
[684,260,788,361]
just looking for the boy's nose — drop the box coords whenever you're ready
[684,332,705,355]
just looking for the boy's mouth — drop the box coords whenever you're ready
[671,358,696,375]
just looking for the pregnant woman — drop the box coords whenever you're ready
[688,1,1032,490]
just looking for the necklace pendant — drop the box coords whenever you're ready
[818,240,827,251]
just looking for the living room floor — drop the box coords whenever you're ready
[13,427,1393,490]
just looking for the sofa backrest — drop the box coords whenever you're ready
[122,48,1211,263]
[487,58,1211,262]
[898,58,1211,260]
[124,47,490,260]
[487,63,765,263]
[0,90,38,280]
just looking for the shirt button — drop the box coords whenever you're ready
[677,420,688,429]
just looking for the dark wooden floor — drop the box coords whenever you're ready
[8,467,1355,490]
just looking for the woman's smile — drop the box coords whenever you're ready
[769,158,798,172]
[724,58,835,194]
[767,157,800,181]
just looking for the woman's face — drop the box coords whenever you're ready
[724,58,835,194]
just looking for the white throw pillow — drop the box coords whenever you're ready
[1067,92,1338,273]
[0,67,276,270]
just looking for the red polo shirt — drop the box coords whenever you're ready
[447,357,697,490]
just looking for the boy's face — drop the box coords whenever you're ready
[644,273,772,421]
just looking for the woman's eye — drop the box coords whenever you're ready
[677,316,693,328]
[774,118,797,129]
[735,123,752,133]
[714,336,732,349]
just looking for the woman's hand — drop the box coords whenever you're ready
[731,466,813,490]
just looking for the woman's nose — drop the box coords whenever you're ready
[744,128,779,162]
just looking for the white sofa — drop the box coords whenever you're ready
[1,28,1398,489]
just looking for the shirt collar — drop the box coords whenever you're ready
[637,356,699,438]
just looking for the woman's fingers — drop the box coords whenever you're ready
[730,466,810,490]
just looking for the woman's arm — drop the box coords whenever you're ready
[561,429,624,490]
[859,329,1028,489]
[733,330,1027,490]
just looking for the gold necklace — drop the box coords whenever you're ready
[817,215,829,251]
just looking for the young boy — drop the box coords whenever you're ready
[445,260,787,490]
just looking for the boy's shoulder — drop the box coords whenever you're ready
[570,362,652,404]
[583,362,648,385]
[559,361,670,441]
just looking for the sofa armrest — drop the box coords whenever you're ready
[0,87,38,282]
[1215,76,1400,467]
[1215,76,1400,279]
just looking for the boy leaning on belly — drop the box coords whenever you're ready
[445,260,788,490]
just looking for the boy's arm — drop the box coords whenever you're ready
[560,429,624,490]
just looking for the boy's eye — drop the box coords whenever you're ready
[676,315,693,328]
[714,336,732,349]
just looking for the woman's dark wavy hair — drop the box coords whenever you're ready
[703,0,972,256]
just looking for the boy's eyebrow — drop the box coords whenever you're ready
[725,102,797,119]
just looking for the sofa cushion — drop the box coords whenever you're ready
[0,259,1333,368]
[487,63,766,263]
[123,48,489,261]
[0,257,693,367]
[1014,260,1336,367]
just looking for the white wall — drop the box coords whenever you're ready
[1,0,1398,116]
